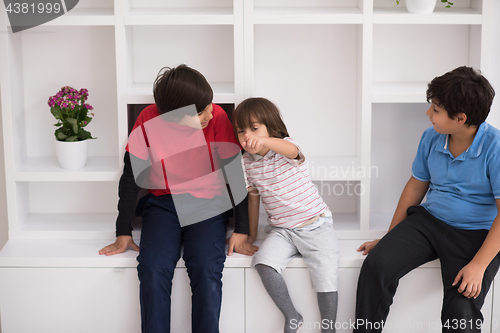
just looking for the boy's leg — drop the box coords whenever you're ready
[436,224,500,333]
[253,228,303,333]
[255,263,303,333]
[317,291,338,333]
[182,210,228,333]
[355,206,442,333]
[137,195,182,333]
[292,219,339,333]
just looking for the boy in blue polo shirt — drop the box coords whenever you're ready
[355,66,500,333]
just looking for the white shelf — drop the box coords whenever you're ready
[0,238,385,268]
[372,81,428,103]
[127,82,235,104]
[123,7,233,25]
[15,157,120,181]
[44,8,115,26]
[253,7,363,24]
[373,7,482,24]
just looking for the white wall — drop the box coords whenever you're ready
[0,85,7,251]
[487,0,500,128]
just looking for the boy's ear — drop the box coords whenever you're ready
[456,113,467,124]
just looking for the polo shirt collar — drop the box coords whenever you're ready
[435,122,488,160]
[467,122,488,158]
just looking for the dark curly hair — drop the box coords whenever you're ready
[426,66,495,126]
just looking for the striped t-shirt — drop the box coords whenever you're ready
[242,137,331,229]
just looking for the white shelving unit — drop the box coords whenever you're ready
[0,0,497,332]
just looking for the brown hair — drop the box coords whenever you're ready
[233,97,290,139]
[426,66,495,126]
[153,64,213,122]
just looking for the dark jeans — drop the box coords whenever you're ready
[355,206,500,333]
[136,194,228,333]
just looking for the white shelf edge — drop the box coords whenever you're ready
[2,239,425,268]
[253,6,363,25]
[372,81,429,104]
[14,157,121,181]
[373,7,482,25]
[43,8,115,26]
[123,8,233,25]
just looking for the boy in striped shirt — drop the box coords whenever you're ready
[233,97,340,333]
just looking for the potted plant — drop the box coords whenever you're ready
[396,0,453,13]
[48,86,95,169]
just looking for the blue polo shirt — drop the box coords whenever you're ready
[412,122,500,230]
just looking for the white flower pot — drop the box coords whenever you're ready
[55,139,88,169]
[405,0,437,14]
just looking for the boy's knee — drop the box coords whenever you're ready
[360,252,386,276]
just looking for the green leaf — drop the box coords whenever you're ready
[66,136,78,142]
[78,129,92,140]
[50,106,63,121]
[66,117,79,134]
[55,129,68,140]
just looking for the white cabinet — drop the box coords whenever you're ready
[0,266,244,333]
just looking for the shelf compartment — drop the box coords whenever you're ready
[13,213,117,240]
[369,103,431,231]
[42,0,114,26]
[11,181,118,240]
[373,24,473,86]
[127,82,235,104]
[127,25,235,104]
[373,7,481,25]
[253,24,360,158]
[253,7,363,24]
[14,157,120,181]
[5,26,118,170]
[372,81,429,103]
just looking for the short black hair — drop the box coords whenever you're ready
[426,66,495,126]
[153,64,213,121]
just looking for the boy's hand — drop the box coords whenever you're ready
[99,235,140,256]
[241,134,266,153]
[227,232,259,256]
[452,261,486,299]
[357,239,380,255]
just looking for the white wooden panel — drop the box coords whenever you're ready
[0,268,141,333]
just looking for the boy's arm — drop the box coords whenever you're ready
[387,176,430,232]
[358,176,429,255]
[226,189,260,256]
[452,199,500,299]
[243,134,299,159]
[247,189,260,244]
[262,137,299,159]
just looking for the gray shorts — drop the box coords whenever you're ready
[252,216,340,292]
